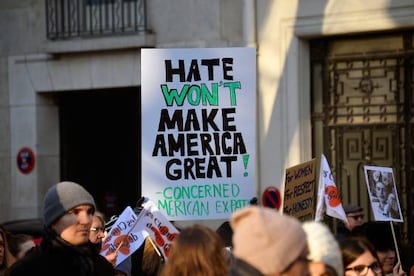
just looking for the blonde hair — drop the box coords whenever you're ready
[160,224,228,276]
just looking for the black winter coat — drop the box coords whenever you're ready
[5,229,114,276]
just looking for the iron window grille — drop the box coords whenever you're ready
[46,0,147,40]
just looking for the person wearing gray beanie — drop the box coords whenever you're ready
[43,181,96,227]
[6,181,115,276]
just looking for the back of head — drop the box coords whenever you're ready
[352,221,395,252]
[8,233,35,260]
[161,224,227,276]
[43,181,96,227]
[302,221,343,276]
[230,206,307,275]
[216,221,233,248]
[0,227,17,270]
[141,237,164,275]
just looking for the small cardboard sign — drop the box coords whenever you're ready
[283,159,316,221]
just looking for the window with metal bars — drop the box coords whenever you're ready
[46,0,148,40]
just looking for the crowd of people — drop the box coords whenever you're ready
[0,181,412,276]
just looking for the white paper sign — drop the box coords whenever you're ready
[363,166,403,222]
[141,47,256,220]
[100,206,148,266]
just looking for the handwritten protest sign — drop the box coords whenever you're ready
[100,206,148,266]
[283,159,316,221]
[137,200,180,261]
[141,48,256,220]
[364,166,403,222]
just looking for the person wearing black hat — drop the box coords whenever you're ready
[335,204,365,242]
[6,181,115,276]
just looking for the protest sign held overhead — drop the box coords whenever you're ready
[138,200,180,261]
[283,159,316,221]
[101,199,180,264]
[141,48,256,220]
[100,206,148,266]
[315,154,348,224]
[363,166,403,222]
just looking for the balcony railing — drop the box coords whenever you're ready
[46,0,147,40]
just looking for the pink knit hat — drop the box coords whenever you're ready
[231,206,307,275]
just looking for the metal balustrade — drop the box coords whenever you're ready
[46,0,147,40]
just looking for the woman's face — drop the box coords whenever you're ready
[89,216,105,244]
[345,250,382,276]
[377,249,395,273]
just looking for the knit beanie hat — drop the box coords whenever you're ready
[43,181,96,227]
[230,206,307,275]
[302,221,343,276]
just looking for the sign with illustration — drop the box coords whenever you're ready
[101,201,180,264]
[141,47,256,220]
[363,166,403,222]
[100,206,148,266]
[283,159,316,221]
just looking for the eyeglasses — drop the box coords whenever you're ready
[347,214,364,220]
[345,261,382,275]
[90,227,105,233]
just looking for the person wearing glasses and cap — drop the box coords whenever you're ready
[6,181,114,276]
[336,204,365,242]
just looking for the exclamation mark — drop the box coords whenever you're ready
[243,154,249,177]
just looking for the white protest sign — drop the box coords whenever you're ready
[100,206,148,266]
[363,166,403,222]
[133,200,180,261]
[141,47,256,220]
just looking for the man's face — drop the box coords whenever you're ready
[346,211,364,231]
[376,182,387,203]
[51,204,94,245]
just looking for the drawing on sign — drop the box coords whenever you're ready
[363,166,403,222]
